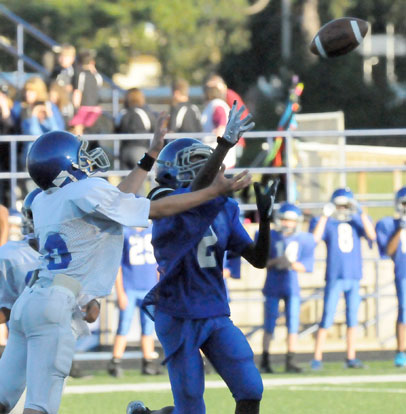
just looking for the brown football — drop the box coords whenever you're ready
[310,17,369,58]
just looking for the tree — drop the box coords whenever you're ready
[2,0,251,81]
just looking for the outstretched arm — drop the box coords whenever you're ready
[241,180,279,268]
[191,101,254,192]
[0,307,10,324]
[118,112,169,195]
[149,167,252,219]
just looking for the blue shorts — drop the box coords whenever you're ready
[263,295,301,334]
[116,289,155,336]
[395,278,406,324]
[155,311,263,414]
[320,279,360,329]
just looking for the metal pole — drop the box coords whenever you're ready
[285,131,293,202]
[10,141,17,209]
[16,23,24,90]
[281,0,291,63]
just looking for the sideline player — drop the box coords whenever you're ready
[259,203,315,374]
[108,224,161,377]
[0,108,251,414]
[127,105,278,414]
[376,187,406,367]
[309,187,376,370]
[0,189,42,329]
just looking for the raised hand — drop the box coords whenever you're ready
[254,179,280,222]
[149,112,169,157]
[211,165,252,196]
[222,100,255,147]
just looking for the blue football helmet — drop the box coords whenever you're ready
[155,138,213,189]
[395,187,406,217]
[27,130,110,190]
[21,188,42,235]
[331,187,355,221]
[275,202,302,235]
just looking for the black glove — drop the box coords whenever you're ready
[254,179,280,222]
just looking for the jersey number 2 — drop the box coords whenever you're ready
[197,226,218,268]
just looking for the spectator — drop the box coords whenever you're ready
[168,78,201,133]
[205,74,249,161]
[108,225,161,377]
[259,203,315,373]
[49,81,74,126]
[375,187,406,367]
[49,43,77,95]
[116,88,157,170]
[0,87,16,204]
[18,77,65,168]
[201,83,235,168]
[309,187,376,370]
[70,48,103,135]
[0,205,8,247]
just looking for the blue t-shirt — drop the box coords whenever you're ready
[151,190,252,319]
[376,216,406,280]
[309,215,369,281]
[261,230,315,297]
[121,226,158,291]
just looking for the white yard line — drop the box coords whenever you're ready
[287,386,406,394]
[64,374,406,395]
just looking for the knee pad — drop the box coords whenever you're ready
[235,399,260,414]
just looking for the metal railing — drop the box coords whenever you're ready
[1,127,406,348]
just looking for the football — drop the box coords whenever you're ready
[310,17,369,58]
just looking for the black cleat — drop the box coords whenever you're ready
[260,352,274,373]
[108,357,123,378]
[142,358,162,375]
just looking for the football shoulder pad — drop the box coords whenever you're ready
[147,186,175,200]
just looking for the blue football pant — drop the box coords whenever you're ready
[320,279,360,328]
[263,295,301,334]
[395,278,406,324]
[155,312,263,414]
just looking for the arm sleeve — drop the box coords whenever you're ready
[72,178,150,228]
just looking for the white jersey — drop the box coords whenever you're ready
[0,238,42,309]
[32,177,150,303]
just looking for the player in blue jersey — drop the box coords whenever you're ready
[0,107,251,414]
[108,224,161,377]
[127,104,278,414]
[309,187,376,370]
[376,187,406,367]
[259,203,315,374]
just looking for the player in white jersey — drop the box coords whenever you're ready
[0,189,42,326]
[0,108,252,414]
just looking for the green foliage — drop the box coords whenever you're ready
[2,0,251,81]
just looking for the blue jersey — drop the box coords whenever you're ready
[262,230,315,297]
[376,216,406,280]
[309,215,369,281]
[150,190,252,319]
[121,226,158,291]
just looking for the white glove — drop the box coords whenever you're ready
[323,202,336,217]
[222,100,255,146]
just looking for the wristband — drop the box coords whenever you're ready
[137,152,156,171]
[216,136,234,148]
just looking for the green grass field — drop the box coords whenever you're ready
[60,360,406,414]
